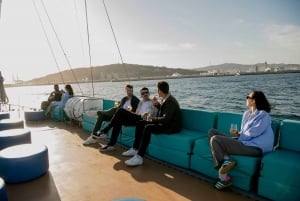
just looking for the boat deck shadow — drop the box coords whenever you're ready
[6,172,61,201]
[4,119,253,201]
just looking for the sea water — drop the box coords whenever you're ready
[4,72,300,121]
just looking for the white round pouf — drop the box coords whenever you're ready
[0,177,8,201]
[0,144,49,183]
[0,129,31,150]
[24,111,45,121]
[0,119,24,131]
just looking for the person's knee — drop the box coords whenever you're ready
[208,128,217,138]
[97,110,103,116]
[144,124,155,133]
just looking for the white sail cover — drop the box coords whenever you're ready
[64,96,102,121]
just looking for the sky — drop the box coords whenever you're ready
[0,0,300,83]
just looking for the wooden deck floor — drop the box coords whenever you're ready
[5,119,254,201]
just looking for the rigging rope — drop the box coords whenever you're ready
[32,0,65,84]
[102,0,130,81]
[84,0,95,96]
[40,0,83,95]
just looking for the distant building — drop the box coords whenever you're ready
[171,72,182,77]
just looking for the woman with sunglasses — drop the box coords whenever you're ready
[97,87,158,152]
[208,90,274,190]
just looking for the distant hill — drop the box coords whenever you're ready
[20,63,202,85]
[6,62,300,87]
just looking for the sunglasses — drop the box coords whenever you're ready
[246,95,254,99]
[141,91,149,95]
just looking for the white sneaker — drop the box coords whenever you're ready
[99,145,115,152]
[122,148,138,157]
[125,154,143,166]
[92,131,108,139]
[83,135,98,145]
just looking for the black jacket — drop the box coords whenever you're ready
[120,95,140,112]
[152,94,182,133]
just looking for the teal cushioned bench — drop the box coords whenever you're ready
[147,109,217,169]
[190,112,280,191]
[192,112,281,191]
[51,106,67,121]
[190,112,243,180]
[118,126,136,148]
[82,99,114,133]
[258,120,300,201]
[82,114,98,133]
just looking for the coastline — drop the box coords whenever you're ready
[4,70,300,88]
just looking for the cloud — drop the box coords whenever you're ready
[138,42,197,52]
[178,42,197,49]
[264,24,300,49]
[233,41,245,48]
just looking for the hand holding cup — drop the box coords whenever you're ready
[230,123,239,136]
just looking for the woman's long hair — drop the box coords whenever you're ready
[252,90,271,113]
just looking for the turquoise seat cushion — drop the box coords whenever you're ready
[118,134,134,148]
[103,99,115,110]
[280,120,300,151]
[229,172,255,191]
[82,121,94,133]
[190,154,217,178]
[82,114,97,132]
[216,112,243,135]
[230,155,261,176]
[193,138,211,157]
[82,114,97,125]
[190,154,256,191]
[258,177,300,201]
[260,150,300,185]
[150,130,205,153]
[121,126,135,138]
[181,108,217,133]
[193,138,261,177]
[118,126,136,147]
[51,106,63,121]
[147,144,190,168]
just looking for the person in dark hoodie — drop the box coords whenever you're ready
[83,84,140,145]
[124,81,182,166]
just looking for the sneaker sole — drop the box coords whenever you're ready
[99,148,115,152]
[219,161,237,174]
[122,152,137,157]
[125,162,143,166]
[92,134,107,139]
[83,141,98,145]
[214,181,232,190]
[122,154,135,157]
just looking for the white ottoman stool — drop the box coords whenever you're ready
[24,110,45,121]
[0,119,24,131]
[0,129,31,150]
[0,112,10,120]
[0,144,49,183]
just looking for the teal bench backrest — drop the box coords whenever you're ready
[181,108,217,132]
[279,120,300,152]
[216,112,243,136]
[103,99,115,110]
[271,119,281,149]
